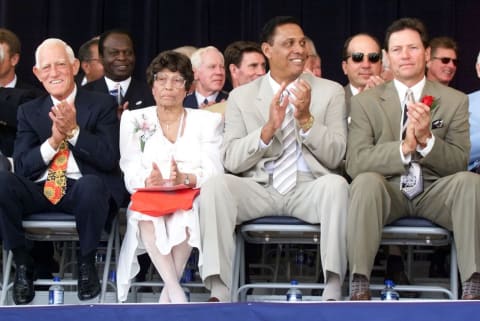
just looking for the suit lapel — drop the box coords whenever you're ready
[36,96,55,140]
[420,80,440,119]
[74,90,92,128]
[380,82,403,140]
[255,77,283,142]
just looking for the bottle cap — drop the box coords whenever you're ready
[290,280,298,285]
[385,279,395,287]
[53,276,61,282]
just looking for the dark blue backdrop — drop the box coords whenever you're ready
[1,0,479,93]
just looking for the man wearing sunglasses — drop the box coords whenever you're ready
[342,33,383,116]
[347,17,480,301]
[426,37,458,86]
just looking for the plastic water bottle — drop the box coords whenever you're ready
[286,280,302,302]
[295,249,305,276]
[381,279,400,301]
[48,276,64,305]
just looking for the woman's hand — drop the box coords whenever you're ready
[169,158,183,185]
[145,162,170,187]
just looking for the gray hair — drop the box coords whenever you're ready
[190,46,223,69]
[35,38,75,68]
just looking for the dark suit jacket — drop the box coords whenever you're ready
[13,89,125,207]
[0,82,44,156]
[183,90,229,108]
[83,77,155,110]
[346,80,470,183]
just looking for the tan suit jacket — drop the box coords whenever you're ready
[222,72,347,181]
[344,84,353,117]
[346,80,470,183]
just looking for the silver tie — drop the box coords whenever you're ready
[400,88,423,199]
[273,105,297,194]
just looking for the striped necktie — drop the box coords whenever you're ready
[109,83,122,105]
[273,105,297,194]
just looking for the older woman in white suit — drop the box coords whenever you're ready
[117,51,223,303]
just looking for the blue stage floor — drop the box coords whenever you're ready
[1,301,479,321]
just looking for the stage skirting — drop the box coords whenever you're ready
[0,301,479,321]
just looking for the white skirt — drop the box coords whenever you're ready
[116,198,202,302]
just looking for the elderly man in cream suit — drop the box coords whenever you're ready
[199,16,348,302]
[347,17,480,300]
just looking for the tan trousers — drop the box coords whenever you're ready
[199,172,349,291]
[347,171,480,282]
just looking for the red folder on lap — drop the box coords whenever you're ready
[130,186,200,217]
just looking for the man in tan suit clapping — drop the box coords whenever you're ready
[199,16,349,302]
[347,17,480,300]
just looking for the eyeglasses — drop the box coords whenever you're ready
[154,73,186,89]
[432,56,458,66]
[345,52,381,63]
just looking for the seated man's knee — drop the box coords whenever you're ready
[451,171,480,188]
[0,153,11,172]
[74,175,108,202]
[351,172,386,195]
[0,171,16,193]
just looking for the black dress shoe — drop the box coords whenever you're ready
[77,261,100,300]
[13,264,36,305]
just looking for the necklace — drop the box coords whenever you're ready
[158,109,185,142]
[158,109,184,131]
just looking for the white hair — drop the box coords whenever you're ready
[173,45,198,59]
[0,45,4,62]
[35,38,75,68]
[477,50,480,65]
[190,46,223,69]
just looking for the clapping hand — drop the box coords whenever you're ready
[145,162,170,187]
[261,82,289,144]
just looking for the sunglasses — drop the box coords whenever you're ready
[432,56,458,66]
[345,52,381,63]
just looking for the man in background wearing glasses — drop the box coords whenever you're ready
[75,36,104,86]
[426,37,458,86]
[341,33,383,116]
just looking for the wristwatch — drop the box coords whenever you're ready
[299,115,314,131]
[183,174,190,186]
[66,125,79,140]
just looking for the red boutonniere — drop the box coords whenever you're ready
[420,95,438,111]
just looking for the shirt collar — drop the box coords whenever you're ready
[349,83,360,96]
[195,91,219,105]
[267,71,299,109]
[3,74,17,88]
[51,84,77,106]
[393,76,426,105]
[104,76,131,95]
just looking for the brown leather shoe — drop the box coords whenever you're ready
[462,294,480,300]
[350,291,371,301]
[207,297,220,302]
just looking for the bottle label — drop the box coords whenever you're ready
[286,293,302,301]
[48,289,64,304]
[381,291,399,301]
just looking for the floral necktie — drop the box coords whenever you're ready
[43,140,69,204]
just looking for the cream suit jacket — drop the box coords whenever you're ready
[346,80,470,183]
[222,72,347,182]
